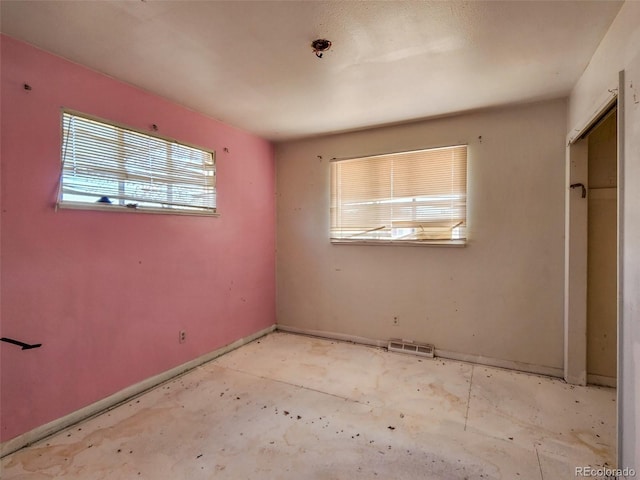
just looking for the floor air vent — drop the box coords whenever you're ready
[388,339,435,358]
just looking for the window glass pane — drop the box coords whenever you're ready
[60,112,216,213]
[330,145,467,242]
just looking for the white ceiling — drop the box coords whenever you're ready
[0,1,623,141]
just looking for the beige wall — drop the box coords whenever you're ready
[568,1,640,138]
[276,99,566,371]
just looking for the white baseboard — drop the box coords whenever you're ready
[276,325,564,378]
[0,324,276,458]
[587,373,617,388]
[434,348,564,378]
[276,324,388,348]
[565,371,588,387]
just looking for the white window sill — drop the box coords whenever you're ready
[56,202,219,217]
[330,239,466,247]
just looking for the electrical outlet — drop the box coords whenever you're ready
[392,316,400,326]
[179,330,186,344]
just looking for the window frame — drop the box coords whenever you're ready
[57,109,218,217]
[329,144,468,247]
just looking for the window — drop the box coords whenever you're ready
[59,111,216,214]
[330,145,467,244]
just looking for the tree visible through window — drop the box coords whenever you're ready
[59,111,216,214]
[330,145,467,243]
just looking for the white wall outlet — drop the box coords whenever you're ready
[179,330,186,343]
[392,316,400,326]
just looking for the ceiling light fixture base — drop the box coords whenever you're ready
[311,39,332,58]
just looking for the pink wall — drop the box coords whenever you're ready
[0,35,276,442]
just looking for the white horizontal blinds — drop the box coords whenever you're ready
[331,155,392,237]
[61,112,215,210]
[330,145,467,241]
[392,146,466,239]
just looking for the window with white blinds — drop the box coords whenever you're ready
[59,111,216,214]
[330,145,467,243]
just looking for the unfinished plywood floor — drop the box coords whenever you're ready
[2,332,615,479]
